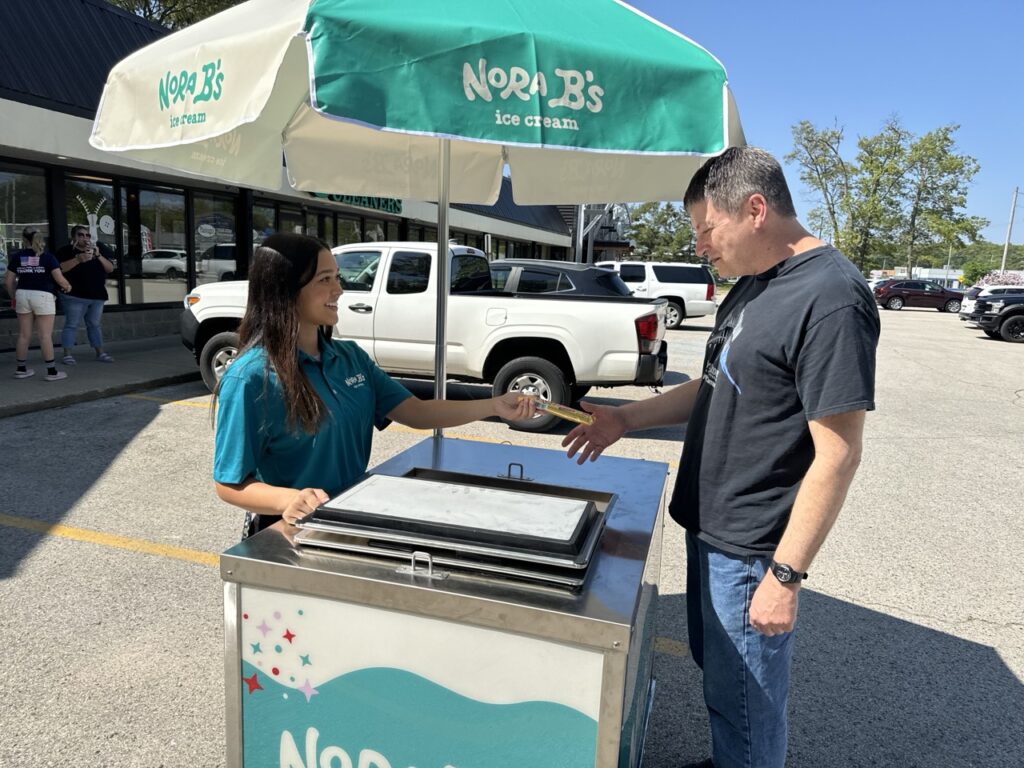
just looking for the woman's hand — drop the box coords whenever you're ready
[281,487,329,525]
[494,392,537,421]
[561,401,627,464]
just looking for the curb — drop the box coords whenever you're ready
[0,371,202,419]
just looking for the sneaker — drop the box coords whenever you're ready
[13,369,35,379]
[45,371,68,382]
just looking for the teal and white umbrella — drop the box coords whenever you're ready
[90,0,743,397]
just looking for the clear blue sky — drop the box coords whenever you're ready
[631,0,1023,245]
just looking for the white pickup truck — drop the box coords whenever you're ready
[181,242,667,431]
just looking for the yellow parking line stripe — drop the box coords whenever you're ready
[0,512,218,568]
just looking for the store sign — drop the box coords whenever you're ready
[311,193,402,215]
[238,589,600,768]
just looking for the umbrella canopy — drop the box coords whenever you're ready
[90,0,744,416]
[90,0,743,204]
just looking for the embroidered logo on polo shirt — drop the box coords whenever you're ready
[345,373,367,388]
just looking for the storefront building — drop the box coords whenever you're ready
[0,0,570,348]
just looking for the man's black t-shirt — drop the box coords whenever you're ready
[668,246,880,556]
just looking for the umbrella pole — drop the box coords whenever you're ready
[432,139,452,440]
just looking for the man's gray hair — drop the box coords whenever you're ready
[683,146,797,218]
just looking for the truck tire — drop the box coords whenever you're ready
[570,385,592,402]
[999,315,1024,342]
[664,301,684,329]
[199,331,241,392]
[493,356,569,433]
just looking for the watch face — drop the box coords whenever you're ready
[774,562,795,582]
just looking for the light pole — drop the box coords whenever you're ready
[1001,186,1019,273]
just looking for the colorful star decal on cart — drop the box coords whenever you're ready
[243,673,262,694]
[250,642,262,654]
[283,629,296,644]
[298,679,319,703]
[300,654,312,666]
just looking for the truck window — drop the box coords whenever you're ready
[387,251,431,295]
[518,268,563,293]
[451,254,492,293]
[619,264,645,283]
[336,250,381,292]
[490,265,511,291]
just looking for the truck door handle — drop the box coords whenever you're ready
[349,303,373,313]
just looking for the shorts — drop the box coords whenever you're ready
[15,289,56,315]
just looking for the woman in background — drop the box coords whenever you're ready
[5,227,72,381]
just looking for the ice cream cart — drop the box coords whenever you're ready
[221,437,668,768]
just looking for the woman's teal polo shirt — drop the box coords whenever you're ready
[213,338,412,496]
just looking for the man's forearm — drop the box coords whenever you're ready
[620,378,701,432]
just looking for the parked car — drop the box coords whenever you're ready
[959,285,1024,319]
[141,249,187,279]
[965,293,1024,341]
[873,280,963,312]
[490,259,631,297]
[595,260,716,328]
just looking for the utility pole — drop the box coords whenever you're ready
[1001,186,1018,273]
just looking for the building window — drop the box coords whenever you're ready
[132,188,187,304]
[364,218,386,242]
[253,202,276,245]
[305,212,319,239]
[0,163,48,304]
[194,193,238,285]
[279,207,303,236]
[67,176,120,306]
[337,216,360,244]
[322,213,335,247]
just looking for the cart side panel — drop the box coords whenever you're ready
[235,586,605,768]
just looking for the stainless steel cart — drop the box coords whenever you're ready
[222,437,668,768]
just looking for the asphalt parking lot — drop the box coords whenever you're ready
[0,307,1021,767]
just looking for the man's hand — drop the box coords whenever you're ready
[749,572,800,635]
[281,488,328,525]
[561,401,626,464]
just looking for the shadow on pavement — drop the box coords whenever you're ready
[647,590,1023,767]
[0,397,165,580]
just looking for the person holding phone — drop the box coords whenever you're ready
[5,227,73,380]
[56,224,115,364]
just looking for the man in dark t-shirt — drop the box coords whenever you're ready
[562,147,879,768]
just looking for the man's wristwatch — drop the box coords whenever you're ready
[769,559,807,584]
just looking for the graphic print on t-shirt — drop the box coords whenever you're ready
[701,308,746,395]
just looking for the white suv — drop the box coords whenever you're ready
[596,260,716,329]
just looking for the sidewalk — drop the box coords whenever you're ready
[0,335,202,419]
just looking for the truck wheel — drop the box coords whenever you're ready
[570,385,592,402]
[999,315,1024,342]
[200,331,241,392]
[664,301,684,329]
[493,356,568,433]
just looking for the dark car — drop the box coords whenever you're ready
[490,259,632,297]
[873,279,963,312]
[967,293,1024,341]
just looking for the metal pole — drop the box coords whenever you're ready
[575,204,585,263]
[433,139,451,439]
[1000,186,1018,273]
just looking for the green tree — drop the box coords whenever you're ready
[785,120,850,246]
[900,125,985,275]
[625,202,695,261]
[961,260,991,285]
[108,0,239,28]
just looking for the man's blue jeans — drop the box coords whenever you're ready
[60,295,105,351]
[686,531,794,768]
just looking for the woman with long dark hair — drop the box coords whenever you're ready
[213,233,533,536]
